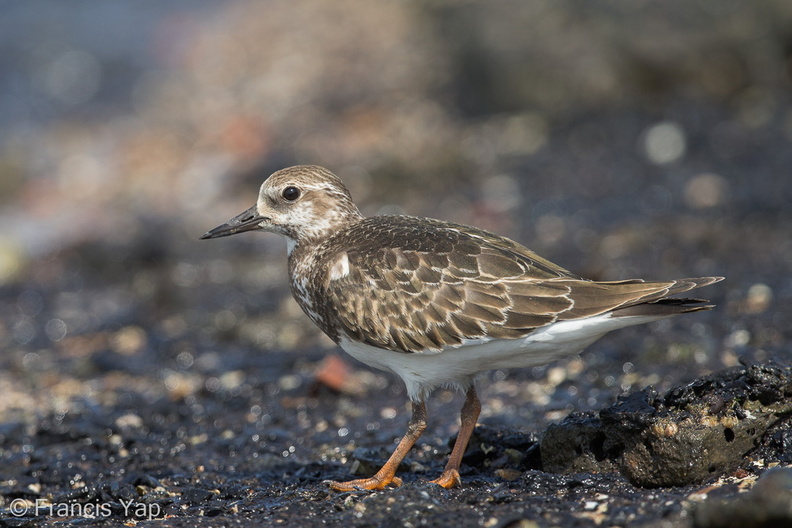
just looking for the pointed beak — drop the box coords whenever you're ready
[200,205,268,240]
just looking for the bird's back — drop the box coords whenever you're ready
[291,215,720,354]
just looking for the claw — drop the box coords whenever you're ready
[429,469,461,489]
[328,474,403,491]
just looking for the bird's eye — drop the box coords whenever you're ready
[282,186,301,201]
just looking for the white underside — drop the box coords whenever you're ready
[339,313,669,401]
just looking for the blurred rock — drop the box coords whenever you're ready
[541,362,792,487]
[693,466,792,528]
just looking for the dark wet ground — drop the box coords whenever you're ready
[2,101,791,525]
[2,1,792,526]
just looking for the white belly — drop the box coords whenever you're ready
[338,313,666,401]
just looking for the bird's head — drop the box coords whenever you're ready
[200,165,363,251]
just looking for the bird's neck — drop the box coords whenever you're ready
[286,208,364,254]
[285,230,348,344]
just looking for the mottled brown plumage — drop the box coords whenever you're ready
[302,215,719,354]
[201,165,722,491]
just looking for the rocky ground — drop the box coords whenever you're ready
[1,1,791,526]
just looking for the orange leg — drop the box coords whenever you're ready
[430,386,480,488]
[328,400,427,491]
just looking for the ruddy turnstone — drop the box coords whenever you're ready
[200,165,722,491]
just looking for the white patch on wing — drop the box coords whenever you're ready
[329,252,350,281]
[338,311,672,401]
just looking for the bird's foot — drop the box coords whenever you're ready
[429,469,461,489]
[327,474,403,491]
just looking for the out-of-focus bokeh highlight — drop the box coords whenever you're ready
[1,0,791,418]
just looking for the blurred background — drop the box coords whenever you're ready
[1,0,791,422]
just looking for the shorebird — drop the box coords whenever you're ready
[200,165,722,491]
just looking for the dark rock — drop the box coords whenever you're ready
[538,411,620,475]
[540,362,792,487]
[460,424,541,472]
[693,466,792,528]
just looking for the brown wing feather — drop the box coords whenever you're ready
[323,216,721,353]
[324,218,574,352]
[555,276,723,319]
